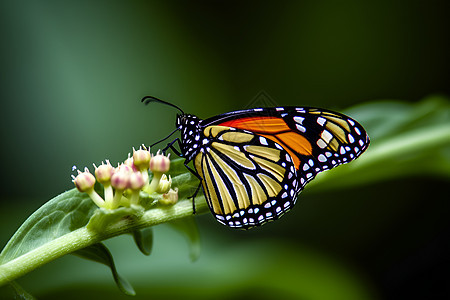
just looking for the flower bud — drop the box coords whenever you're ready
[111,169,130,190]
[94,161,115,184]
[133,146,151,170]
[149,152,170,173]
[123,156,138,171]
[160,188,178,205]
[74,169,96,192]
[156,174,172,194]
[128,171,145,190]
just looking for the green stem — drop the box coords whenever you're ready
[0,196,208,286]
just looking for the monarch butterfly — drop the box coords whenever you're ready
[143,96,370,229]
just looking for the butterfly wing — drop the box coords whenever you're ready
[204,107,369,182]
[193,125,299,228]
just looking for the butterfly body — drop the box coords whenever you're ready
[172,106,369,229]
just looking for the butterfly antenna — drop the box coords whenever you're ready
[141,95,185,115]
[149,127,180,148]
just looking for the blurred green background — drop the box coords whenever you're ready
[1,0,449,299]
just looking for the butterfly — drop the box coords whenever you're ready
[142,96,370,229]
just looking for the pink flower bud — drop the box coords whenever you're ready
[111,170,130,190]
[128,172,145,190]
[149,152,170,173]
[160,188,178,205]
[94,161,115,184]
[74,169,96,192]
[133,146,151,169]
[116,164,133,174]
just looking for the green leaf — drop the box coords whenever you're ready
[73,243,135,296]
[132,228,153,256]
[0,189,97,264]
[7,281,36,300]
[168,216,201,261]
[344,94,450,141]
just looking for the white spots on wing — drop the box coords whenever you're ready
[203,138,209,145]
[359,139,365,147]
[321,130,333,143]
[317,117,326,126]
[318,154,327,162]
[294,116,305,124]
[348,133,355,143]
[303,163,309,171]
[348,119,355,126]
[308,159,314,167]
[317,139,327,149]
[259,136,268,145]
[340,146,346,154]
[254,108,263,112]
[355,127,361,135]
[276,107,284,111]
[296,124,306,132]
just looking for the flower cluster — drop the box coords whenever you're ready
[72,146,178,209]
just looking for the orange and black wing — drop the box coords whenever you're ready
[195,107,369,228]
[205,106,369,179]
[193,125,299,228]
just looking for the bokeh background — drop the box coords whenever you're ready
[1,0,449,299]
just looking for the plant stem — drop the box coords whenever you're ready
[0,196,208,286]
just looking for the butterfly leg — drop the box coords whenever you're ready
[182,161,203,214]
[162,138,183,157]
